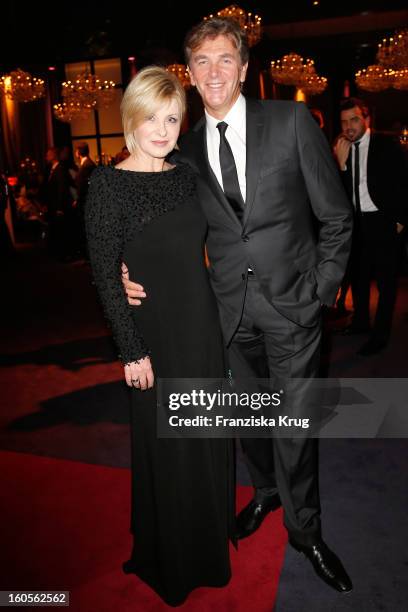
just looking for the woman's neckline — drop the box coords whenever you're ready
[111,163,178,175]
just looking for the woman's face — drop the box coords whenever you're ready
[132,98,181,161]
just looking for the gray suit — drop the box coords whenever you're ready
[178,99,353,545]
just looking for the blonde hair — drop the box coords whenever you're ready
[120,66,186,154]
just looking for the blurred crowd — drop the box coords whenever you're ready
[2,143,130,262]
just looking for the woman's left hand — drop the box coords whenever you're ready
[124,356,154,390]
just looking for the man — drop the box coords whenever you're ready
[0,172,13,256]
[123,18,353,593]
[74,142,96,258]
[43,147,73,260]
[309,107,325,130]
[75,141,96,205]
[334,98,407,355]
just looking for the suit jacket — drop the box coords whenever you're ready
[45,163,73,216]
[76,158,96,208]
[342,132,408,226]
[178,99,353,344]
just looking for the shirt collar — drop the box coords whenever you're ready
[205,94,246,138]
[355,128,370,147]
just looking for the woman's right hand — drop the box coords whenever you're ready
[121,262,146,306]
[124,356,154,390]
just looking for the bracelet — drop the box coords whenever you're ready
[123,357,148,367]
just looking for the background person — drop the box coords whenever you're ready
[334,97,408,355]
[42,147,74,261]
[74,141,96,259]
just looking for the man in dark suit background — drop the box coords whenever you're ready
[74,142,96,258]
[334,98,407,355]
[0,172,13,256]
[43,147,73,260]
[122,17,353,593]
[75,141,96,206]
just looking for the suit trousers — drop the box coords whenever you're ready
[228,275,322,546]
[351,211,399,340]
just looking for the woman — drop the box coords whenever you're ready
[85,66,234,607]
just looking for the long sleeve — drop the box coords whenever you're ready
[373,136,408,226]
[85,168,150,363]
[295,102,354,305]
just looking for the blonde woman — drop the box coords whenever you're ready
[85,66,233,607]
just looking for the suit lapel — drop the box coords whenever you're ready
[243,99,265,227]
[192,119,242,229]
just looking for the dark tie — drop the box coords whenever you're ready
[217,121,244,221]
[353,141,362,219]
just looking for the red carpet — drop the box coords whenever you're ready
[0,450,287,611]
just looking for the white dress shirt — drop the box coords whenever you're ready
[205,94,247,202]
[351,128,378,213]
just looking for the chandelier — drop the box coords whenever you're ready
[62,71,116,109]
[166,64,191,89]
[301,74,328,96]
[355,65,408,92]
[204,5,262,47]
[355,29,408,92]
[0,68,45,103]
[355,64,394,92]
[377,29,408,70]
[271,54,315,86]
[53,100,97,123]
[271,53,328,94]
[19,157,38,173]
[54,70,116,121]
[400,126,408,148]
[392,68,408,91]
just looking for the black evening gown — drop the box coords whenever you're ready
[85,163,234,607]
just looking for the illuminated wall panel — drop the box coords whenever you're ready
[64,58,123,163]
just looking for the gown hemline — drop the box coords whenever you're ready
[122,560,232,608]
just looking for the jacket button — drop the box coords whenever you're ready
[242,235,249,242]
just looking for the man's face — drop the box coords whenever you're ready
[340,106,370,142]
[188,34,248,119]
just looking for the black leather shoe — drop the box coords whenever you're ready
[236,494,281,540]
[357,337,387,356]
[289,539,353,593]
